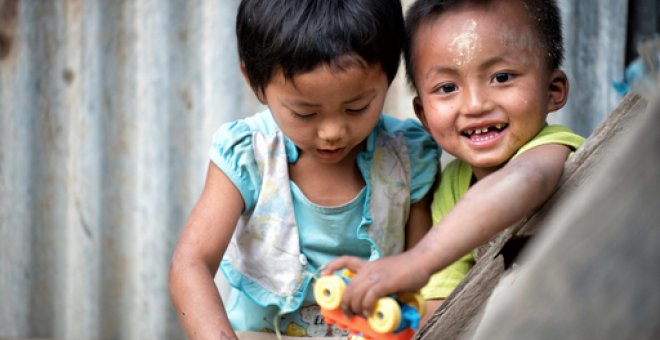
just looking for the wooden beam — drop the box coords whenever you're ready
[418,93,651,339]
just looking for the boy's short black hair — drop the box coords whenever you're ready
[237,0,405,98]
[404,0,564,89]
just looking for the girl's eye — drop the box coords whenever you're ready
[493,72,512,83]
[436,83,457,94]
[291,111,316,120]
[346,103,370,114]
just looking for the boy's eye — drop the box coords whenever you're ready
[493,73,512,83]
[436,83,457,94]
[346,103,370,114]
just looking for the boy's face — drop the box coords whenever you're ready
[262,60,388,164]
[411,0,568,179]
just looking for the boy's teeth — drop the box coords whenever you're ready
[465,123,506,136]
[467,124,506,136]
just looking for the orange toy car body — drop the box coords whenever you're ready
[319,307,416,340]
[313,270,425,340]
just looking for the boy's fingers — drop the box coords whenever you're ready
[346,271,382,316]
[361,288,380,317]
[322,256,365,275]
[341,284,361,316]
[347,276,369,315]
[340,268,367,314]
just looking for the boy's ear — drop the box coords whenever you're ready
[413,96,430,131]
[547,70,569,112]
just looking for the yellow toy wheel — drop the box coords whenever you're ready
[314,275,346,310]
[398,292,426,317]
[368,297,401,333]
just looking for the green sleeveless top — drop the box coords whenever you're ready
[421,124,585,299]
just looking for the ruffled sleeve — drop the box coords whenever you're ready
[389,117,440,203]
[208,120,261,213]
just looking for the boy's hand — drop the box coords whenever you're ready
[323,252,431,317]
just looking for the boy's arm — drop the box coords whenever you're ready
[405,191,433,249]
[168,163,243,339]
[325,144,571,316]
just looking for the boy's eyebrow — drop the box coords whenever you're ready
[424,66,458,79]
[423,55,514,79]
[479,56,508,70]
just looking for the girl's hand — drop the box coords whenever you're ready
[323,251,432,317]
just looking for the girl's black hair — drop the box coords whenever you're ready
[237,0,404,98]
[404,0,564,89]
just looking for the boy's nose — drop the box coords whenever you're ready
[461,85,494,116]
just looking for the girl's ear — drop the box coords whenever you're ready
[413,96,430,131]
[240,61,249,82]
[240,61,267,103]
[547,70,569,112]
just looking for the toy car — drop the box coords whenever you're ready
[314,270,426,340]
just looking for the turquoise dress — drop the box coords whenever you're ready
[208,110,439,335]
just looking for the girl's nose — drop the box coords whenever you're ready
[318,118,346,142]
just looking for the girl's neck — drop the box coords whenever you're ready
[289,143,366,206]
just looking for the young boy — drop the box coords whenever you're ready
[324,0,585,324]
[168,0,439,338]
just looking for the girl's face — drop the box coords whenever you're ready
[411,1,567,179]
[263,59,389,164]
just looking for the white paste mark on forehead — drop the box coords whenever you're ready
[449,19,478,66]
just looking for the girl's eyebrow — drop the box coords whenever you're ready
[342,90,377,104]
[288,100,321,108]
[287,89,377,107]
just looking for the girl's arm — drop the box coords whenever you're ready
[168,163,243,339]
[325,144,571,316]
[405,191,433,249]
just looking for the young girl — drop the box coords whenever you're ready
[167,0,439,337]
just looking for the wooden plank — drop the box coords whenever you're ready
[466,94,660,339]
[516,93,648,237]
[417,93,649,339]
[416,256,506,340]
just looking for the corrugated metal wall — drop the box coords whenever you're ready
[0,0,651,339]
[559,0,629,136]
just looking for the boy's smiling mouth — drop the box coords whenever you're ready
[461,123,508,143]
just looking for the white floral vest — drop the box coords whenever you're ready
[221,129,412,313]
